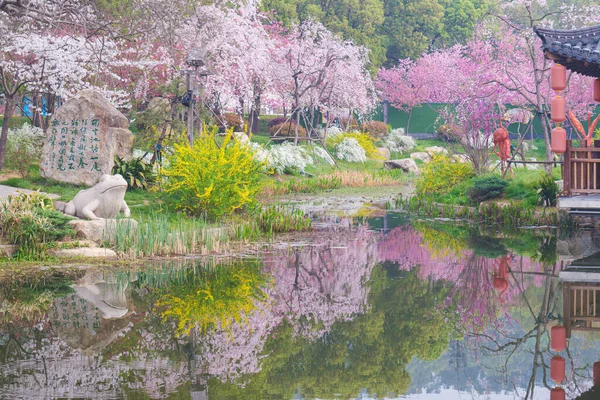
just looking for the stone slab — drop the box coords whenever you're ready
[558,194,600,210]
[559,271,600,282]
[40,89,134,187]
[54,248,117,258]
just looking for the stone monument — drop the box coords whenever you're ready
[40,89,134,186]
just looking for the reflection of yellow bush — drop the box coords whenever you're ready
[156,262,268,336]
[414,222,468,259]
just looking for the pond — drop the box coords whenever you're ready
[0,212,598,399]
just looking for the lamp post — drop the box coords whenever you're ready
[184,50,205,144]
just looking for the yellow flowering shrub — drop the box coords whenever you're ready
[416,154,474,197]
[162,128,265,218]
[326,132,382,159]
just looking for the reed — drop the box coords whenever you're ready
[394,195,562,228]
[104,205,312,257]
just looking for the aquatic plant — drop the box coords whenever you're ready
[255,205,312,235]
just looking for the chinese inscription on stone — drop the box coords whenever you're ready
[46,117,104,174]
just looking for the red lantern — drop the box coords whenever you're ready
[551,356,566,383]
[551,96,566,123]
[594,79,600,102]
[551,326,566,351]
[551,64,567,92]
[594,362,600,386]
[550,388,566,400]
[551,127,566,154]
[550,388,567,400]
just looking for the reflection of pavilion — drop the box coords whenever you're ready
[560,253,600,338]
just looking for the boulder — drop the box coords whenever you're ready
[377,147,391,160]
[384,159,420,175]
[410,152,432,163]
[40,89,134,186]
[69,218,138,244]
[425,146,448,155]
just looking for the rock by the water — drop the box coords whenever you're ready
[377,147,391,160]
[384,159,420,175]
[410,152,431,163]
[40,90,134,186]
[69,218,138,244]
[63,174,129,220]
[54,247,117,258]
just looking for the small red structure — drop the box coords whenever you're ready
[550,387,565,400]
[551,356,566,383]
[550,326,566,352]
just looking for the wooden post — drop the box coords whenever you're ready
[564,140,572,197]
[564,283,572,339]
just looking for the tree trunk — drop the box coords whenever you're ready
[0,96,16,170]
[249,91,261,135]
[541,112,553,174]
[406,109,413,134]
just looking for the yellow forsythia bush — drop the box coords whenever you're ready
[162,128,264,218]
[416,154,474,197]
[326,132,382,159]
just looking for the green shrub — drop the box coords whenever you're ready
[361,120,390,139]
[112,155,155,190]
[467,175,509,204]
[0,192,74,259]
[416,154,475,197]
[162,128,265,219]
[535,173,559,207]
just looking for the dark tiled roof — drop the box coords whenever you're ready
[534,25,600,78]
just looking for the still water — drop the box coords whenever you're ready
[0,213,598,399]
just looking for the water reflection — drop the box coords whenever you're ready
[3,215,600,398]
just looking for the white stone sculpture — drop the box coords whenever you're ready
[64,174,130,220]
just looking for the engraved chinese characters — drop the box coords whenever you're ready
[40,90,134,186]
[46,118,103,174]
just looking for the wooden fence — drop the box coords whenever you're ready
[564,140,600,196]
[563,282,600,338]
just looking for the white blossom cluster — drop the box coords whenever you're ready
[267,142,314,173]
[382,128,416,153]
[312,145,335,165]
[7,124,45,158]
[334,138,367,163]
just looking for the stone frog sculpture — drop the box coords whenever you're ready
[63,174,130,220]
